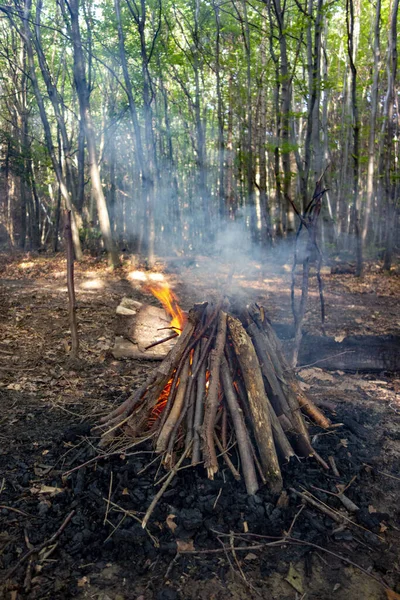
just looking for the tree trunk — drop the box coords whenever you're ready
[346,0,363,276]
[382,0,399,271]
[362,0,381,245]
[67,0,119,266]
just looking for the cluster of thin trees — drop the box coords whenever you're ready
[0,0,398,270]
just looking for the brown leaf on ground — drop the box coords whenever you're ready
[176,539,194,552]
[166,513,177,533]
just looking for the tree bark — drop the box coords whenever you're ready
[362,0,381,245]
[66,0,119,266]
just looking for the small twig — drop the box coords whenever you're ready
[229,531,262,597]
[103,471,113,525]
[295,350,355,370]
[298,487,383,539]
[213,488,223,510]
[142,442,192,529]
[206,530,390,591]
[102,498,158,546]
[62,434,155,478]
[214,432,241,481]
[0,505,36,518]
[164,553,180,580]
[285,504,305,537]
[144,333,178,350]
[64,210,79,359]
[6,510,75,580]
[290,488,343,524]
[311,484,359,512]
[328,456,340,477]
[363,464,400,483]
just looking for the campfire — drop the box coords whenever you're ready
[99,285,332,503]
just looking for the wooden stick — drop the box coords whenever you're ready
[142,443,192,529]
[253,308,331,431]
[221,406,228,450]
[98,375,157,424]
[246,320,295,427]
[290,488,343,524]
[203,311,227,478]
[220,355,259,494]
[144,332,178,350]
[228,315,282,493]
[192,340,207,464]
[228,328,295,463]
[6,510,75,579]
[156,355,191,452]
[214,433,241,481]
[167,324,217,458]
[65,210,78,359]
[185,345,200,449]
[328,455,340,476]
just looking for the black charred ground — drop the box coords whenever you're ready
[1,386,398,599]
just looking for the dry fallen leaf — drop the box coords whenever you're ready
[30,485,63,495]
[386,590,400,600]
[244,553,258,561]
[243,521,249,533]
[380,522,388,533]
[334,334,346,343]
[285,563,304,594]
[122,488,129,495]
[77,576,89,588]
[166,513,177,533]
[276,490,289,508]
[368,505,377,514]
[176,539,194,553]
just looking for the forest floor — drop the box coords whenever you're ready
[0,250,399,600]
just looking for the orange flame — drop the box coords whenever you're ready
[148,283,187,334]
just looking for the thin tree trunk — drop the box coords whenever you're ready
[346,0,363,276]
[213,0,225,222]
[362,0,381,244]
[67,0,119,266]
[382,0,399,271]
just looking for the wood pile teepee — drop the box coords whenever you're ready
[97,301,331,496]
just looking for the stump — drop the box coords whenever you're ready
[97,301,331,496]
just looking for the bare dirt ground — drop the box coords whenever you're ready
[0,251,399,600]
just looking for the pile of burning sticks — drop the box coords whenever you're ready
[97,297,331,497]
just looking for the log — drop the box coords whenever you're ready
[227,315,283,493]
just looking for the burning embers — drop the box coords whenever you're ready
[98,295,331,503]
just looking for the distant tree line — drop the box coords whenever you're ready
[0,0,398,270]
